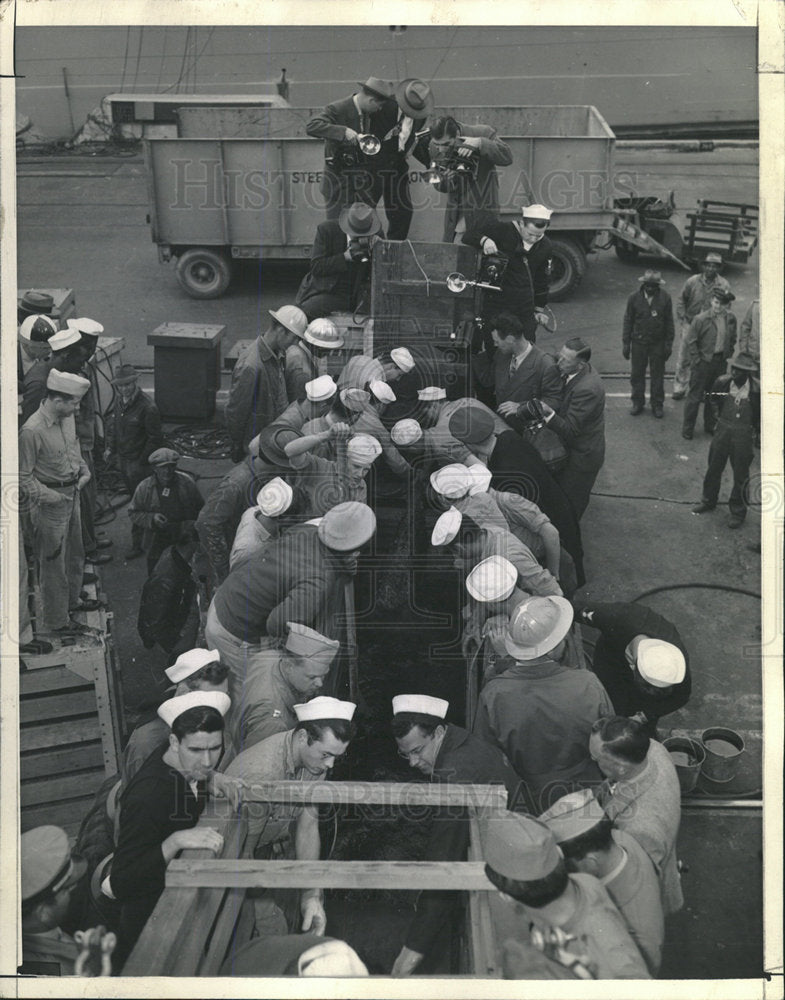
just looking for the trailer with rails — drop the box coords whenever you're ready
[131,99,757,300]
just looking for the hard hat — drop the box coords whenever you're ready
[504,596,574,660]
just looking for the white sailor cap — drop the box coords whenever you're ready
[466,555,518,603]
[391,419,423,446]
[347,434,382,466]
[417,386,446,402]
[390,347,415,372]
[294,696,356,722]
[157,690,230,728]
[392,694,448,718]
[369,379,396,403]
[466,463,493,495]
[46,369,91,398]
[539,788,608,843]
[431,506,462,546]
[48,328,82,352]
[340,388,370,412]
[521,203,553,221]
[165,648,221,684]
[256,477,294,516]
[67,317,104,335]
[305,374,337,402]
[429,463,472,499]
[634,638,686,687]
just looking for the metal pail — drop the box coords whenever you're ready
[700,727,745,783]
[663,736,705,793]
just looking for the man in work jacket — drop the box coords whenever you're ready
[672,252,730,398]
[681,288,737,439]
[622,269,675,418]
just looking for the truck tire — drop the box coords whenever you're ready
[547,238,587,302]
[614,239,641,263]
[175,248,232,299]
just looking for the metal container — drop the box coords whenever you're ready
[700,727,746,784]
[663,736,705,794]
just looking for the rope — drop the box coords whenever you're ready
[405,239,432,297]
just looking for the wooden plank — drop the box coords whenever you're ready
[20,639,104,674]
[167,859,494,890]
[20,717,103,752]
[21,769,106,807]
[20,742,105,778]
[19,665,95,695]
[196,888,246,976]
[467,818,501,978]
[239,780,508,810]
[21,799,92,838]
[20,690,98,724]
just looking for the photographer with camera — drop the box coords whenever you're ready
[463,204,555,343]
[295,204,383,321]
[428,117,512,243]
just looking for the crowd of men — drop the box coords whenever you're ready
[14,75,759,980]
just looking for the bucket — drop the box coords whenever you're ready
[663,736,705,793]
[700,727,745,783]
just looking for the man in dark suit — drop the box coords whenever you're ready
[463,204,554,342]
[295,204,382,320]
[428,116,512,242]
[539,337,606,520]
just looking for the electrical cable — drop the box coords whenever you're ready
[632,582,761,601]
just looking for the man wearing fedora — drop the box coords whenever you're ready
[295,204,383,321]
[672,252,730,399]
[224,304,308,462]
[692,351,760,528]
[681,287,737,440]
[307,76,398,223]
[622,270,675,418]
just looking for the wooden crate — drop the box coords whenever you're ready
[19,634,123,838]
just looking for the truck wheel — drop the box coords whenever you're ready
[614,239,641,263]
[548,238,587,302]
[175,248,232,299]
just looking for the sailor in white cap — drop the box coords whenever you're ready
[417,391,507,467]
[232,621,341,753]
[128,447,205,574]
[429,462,473,502]
[224,303,307,462]
[573,601,690,736]
[259,374,338,467]
[229,477,303,572]
[205,502,375,705]
[226,695,357,938]
[390,693,519,975]
[474,596,612,811]
[19,370,93,632]
[111,689,240,970]
[343,382,412,477]
[20,825,89,975]
[462,202,555,342]
[391,418,423,448]
[337,346,415,392]
[481,811,649,980]
[539,788,665,976]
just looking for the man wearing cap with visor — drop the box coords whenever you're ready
[673,252,730,399]
[481,812,649,979]
[307,76,396,222]
[540,788,664,976]
[128,448,204,573]
[20,825,89,975]
[227,696,357,937]
[692,350,760,528]
[682,286,737,439]
[206,502,375,697]
[390,694,520,975]
[224,304,308,462]
[104,363,164,500]
[473,596,612,811]
[463,203,555,342]
[231,621,340,752]
[110,689,240,969]
[19,370,94,632]
[575,600,690,735]
[296,204,383,321]
[622,270,675,417]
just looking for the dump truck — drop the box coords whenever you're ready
[122,98,757,300]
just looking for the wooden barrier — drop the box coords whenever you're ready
[123,781,506,977]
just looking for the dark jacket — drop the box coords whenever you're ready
[472,343,563,411]
[108,389,164,463]
[295,221,366,310]
[137,545,199,654]
[577,602,691,721]
[707,374,760,436]
[429,122,513,242]
[549,365,606,473]
[224,336,289,461]
[463,219,552,318]
[405,724,521,955]
[622,288,675,352]
[685,308,738,365]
